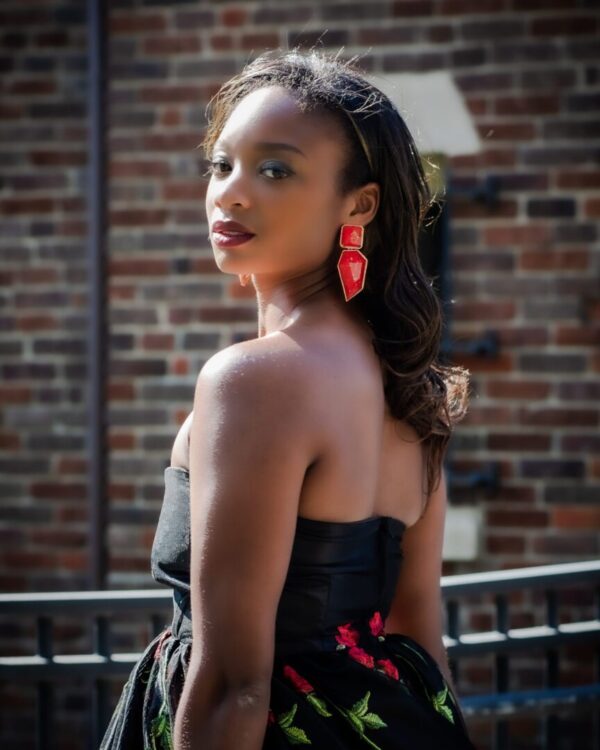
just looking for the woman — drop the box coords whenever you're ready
[101,49,473,750]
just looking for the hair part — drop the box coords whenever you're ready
[203,49,470,498]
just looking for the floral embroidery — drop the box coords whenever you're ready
[283,665,332,717]
[376,658,399,680]
[348,646,375,669]
[335,622,360,648]
[431,684,455,724]
[273,702,312,745]
[149,634,174,750]
[368,611,386,640]
[341,690,387,750]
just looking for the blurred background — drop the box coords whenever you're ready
[0,0,598,747]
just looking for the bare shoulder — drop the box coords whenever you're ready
[198,333,315,394]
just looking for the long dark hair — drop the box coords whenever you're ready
[202,49,470,496]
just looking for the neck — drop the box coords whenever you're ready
[249,263,344,337]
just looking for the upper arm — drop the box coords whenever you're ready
[385,467,447,664]
[186,345,314,692]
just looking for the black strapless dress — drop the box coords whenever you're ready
[100,466,475,749]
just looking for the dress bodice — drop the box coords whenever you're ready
[151,466,406,650]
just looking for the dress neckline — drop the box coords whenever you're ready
[165,465,406,531]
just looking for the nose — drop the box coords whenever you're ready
[210,164,251,211]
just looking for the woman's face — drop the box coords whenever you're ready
[205,85,354,283]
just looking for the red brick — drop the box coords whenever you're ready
[56,457,88,474]
[241,33,281,50]
[483,225,549,246]
[221,7,248,26]
[142,36,201,55]
[109,160,170,178]
[496,327,549,347]
[551,505,600,531]
[0,431,20,449]
[486,534,526,554]
[451,352,514,373]
[0,197,55,215]
[172,357,191,376]
[210,34,234,52]
[139,85,205,104]
[16,315,59,332]
[487,509,548,528]
[494,95,560,116]
[583,198,600,218]
[109,259,169,276]
[488,433,551,451]
[0,386,31,404]
[110,13,167,35]
[440,0,504,12]
[110,209,168,227]
[30,150,85,166]
[532,534,598,556]
[451,148,517,169]
[453,301,516,322]
[160,108,182,127]
[108,432,136,451]
[451,198,518,220]
[555,325,600,346]
[108,482,136,501]
[31,482,86,500]
[518,408,598,427]
[556,171,600,189]
[531,15,598,37]
[107,382,135,400]
[162,182,206,201]
[9,79,56,96]
[462,406,514,426]
[142,333,175,351]
[392,0,434,16]
[487,380,551,400]
[520,250,589,271]
[477,121,537,141]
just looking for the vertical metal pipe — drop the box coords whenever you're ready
[86,0,107,592]
[36,617,53,750]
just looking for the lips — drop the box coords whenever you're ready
[211,219,254,235]
[211,219,255,248]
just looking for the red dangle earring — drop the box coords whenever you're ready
[337,224,367,302]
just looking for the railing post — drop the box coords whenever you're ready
[91,615,110,748]
[36,616,53,750]
[494,594,509,750]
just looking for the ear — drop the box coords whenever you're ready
[343,182,380,228]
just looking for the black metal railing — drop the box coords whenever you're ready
[1,561,599,749]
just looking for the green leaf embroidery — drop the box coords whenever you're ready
[149,702,173,750]
[432,685,455,725]
[351,690,371,717]
[340,691,387,750]
[275,703,312,745]
[283,725,312,745]
[307,692,332,717]
[362,712,388,730]
[278,703,298,729]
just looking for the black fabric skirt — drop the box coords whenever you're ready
[100,608,475,749]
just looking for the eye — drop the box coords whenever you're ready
[205,159,231,177]
[261,162,291,180]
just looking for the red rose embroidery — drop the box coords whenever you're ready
[335,622,360,648]
[348,646,375,669]
[377,658,399,680]
[369,611,385,638]
[283,664,314,695]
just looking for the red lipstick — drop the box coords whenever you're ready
[211,220,255,248]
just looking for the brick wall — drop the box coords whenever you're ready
[0,0,598,745]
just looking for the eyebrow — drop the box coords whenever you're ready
[213,141,307,158]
